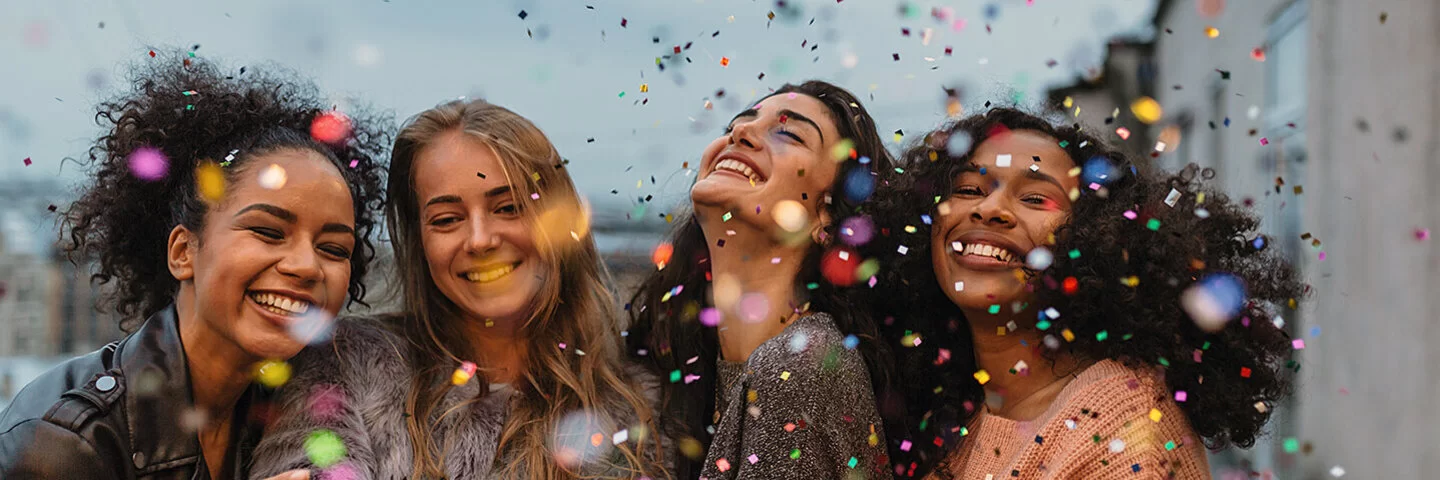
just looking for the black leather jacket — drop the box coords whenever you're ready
[0,304,268,480]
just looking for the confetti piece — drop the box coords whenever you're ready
[310,111,353,145]
[452,361,477,385]
[1330,466,1346,477]
[1283,437,1299,453]
[1115,127,1131,140]
[1240,367,1252,378]
[1148,408,1163,422]
[1260,137,1269,146]
[1204,26,1220,38]
[1292,339,1305,349]
[651,242,673,269]
[720,57,730,67]
[1175,391,1188,402]
[127,147,169,181]
[900,440,912,452]
[257,164,287,190]
[1164,188,1182,207]
[973,369,990,385]
[1130,97,1163,124]
[517,10,528,19]
[995,154,1012,167]
[1026,247,1053,270]
[196,161,225,203]
[954,281,965,292]
[1109,439,1125,453]
[699,307,721,327]
[1254,401,1267,412]
[1416,228,1431,241]
[1251,47,1266,61]
[1182,273,1246,332]
[254,360,292,388]
[304,429,347,468]
[773,200,809,232]
[22,157,31,166]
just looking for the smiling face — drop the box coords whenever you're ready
[413,129,543,328]
[930,130,1081,311]
[181,148,356,360]
[691,92,843,235]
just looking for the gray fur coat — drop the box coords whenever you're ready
[247,318,668,480]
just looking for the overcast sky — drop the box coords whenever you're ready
[1,0,1156,230]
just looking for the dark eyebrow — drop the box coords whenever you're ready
[322,223,355,235]
[727,108,826,143]
[776,109,825,143]
[424,194,463,208]
[1022,169,1066,191]
[484,185,513,199]
[235,203,296,223]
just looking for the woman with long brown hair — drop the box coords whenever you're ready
[250,99,667,479]
[625,81,896,479]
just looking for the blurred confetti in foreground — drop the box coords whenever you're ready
[127,147,169,181]
[1181,273,1247,332]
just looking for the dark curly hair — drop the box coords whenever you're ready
[871,107,1304,477]
[62,49,391,332]
[624,80,897,479]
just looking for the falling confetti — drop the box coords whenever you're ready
[258,164,288,190]
[196,161,225,202]
[310,111,353,145]
[304,429,348,468]
[772,200,809,232]
[254,360,292,388]
[1181,273,1246,332]
[1130,97,1163,124]
[127,147,169,181]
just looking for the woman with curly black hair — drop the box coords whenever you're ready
[626,81,895,479]
[872,108,1302,479]
[0,51,388,479]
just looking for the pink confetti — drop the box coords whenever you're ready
[558,342,567,350]
[22,157,32,166]
[349,159,360,168]
[747,454,759,464]
[715,458,731,472]
[1175,391,1188,402]
[1416,228,1431,241]
[127,147,169,181]
[1123,210,1138,220]
[699,307,721,327]
[308,384,348,422]
[1259,137,1269,146]
[1317,251,1326,261]
[900,440,913,451]
[1292,339,1305,349]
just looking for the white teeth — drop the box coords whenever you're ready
[715,159,761,183]
[958,242,1017,263]
[466,264,517,283]
[249,292,311,315]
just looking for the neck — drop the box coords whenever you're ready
[175,286,254,476]
[963,305,1085,420]
[457,315,528,385]
[698,216,810,362]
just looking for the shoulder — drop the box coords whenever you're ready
[0,417,116,479]
[0,347,118,435]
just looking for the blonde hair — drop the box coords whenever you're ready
[386,99,667,479]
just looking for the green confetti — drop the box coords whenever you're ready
[806,282,820,290]
[618,91,626,98]
[1158,357,1170,367]
[1096,330,1109,341]
[722,212,732,222]
[1036,320,1052,331]
[1068,249,1081,259]
[847,457,858,468]
[304,429,347,468]
[1283,437,1299,453]
[1164,440,1176,451]
[789,449,802,460]
[988,304,1001,314]
[1146,218,1162,231]
[1202,341,1212,350]
[1059,140,1071,148]
[669,370,681,383]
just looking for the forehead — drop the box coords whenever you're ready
[413,130,509,194]
[228,148,348,203]
[967,129,1076,173]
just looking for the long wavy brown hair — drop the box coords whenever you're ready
[387,99,667,479]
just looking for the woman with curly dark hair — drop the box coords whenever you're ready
[0,51,388,479]
[872,108,1302,479]
[626,80,895,479]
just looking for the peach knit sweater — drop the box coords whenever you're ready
[934,359,1211,479]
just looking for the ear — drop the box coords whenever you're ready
[167,225,197,282]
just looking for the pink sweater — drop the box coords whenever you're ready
[933,359,1211,479]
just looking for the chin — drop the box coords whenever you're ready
[240,330,306,361]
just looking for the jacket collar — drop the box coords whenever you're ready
[114,304,203,472]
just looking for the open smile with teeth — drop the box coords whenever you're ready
[249,292,312,316]
[464,263,520,284]
[714,159,764,184]
[952,241,1020,264]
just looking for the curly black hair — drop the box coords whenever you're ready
[870,107,1304,477]
[62,49,391,332]
[624,80,898,479]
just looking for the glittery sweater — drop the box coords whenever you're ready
[699,312,889,480]
[933,359,1211,480]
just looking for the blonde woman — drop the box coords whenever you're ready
[251,99,668,479]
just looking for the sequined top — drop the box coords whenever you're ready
[700,312,889,480]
